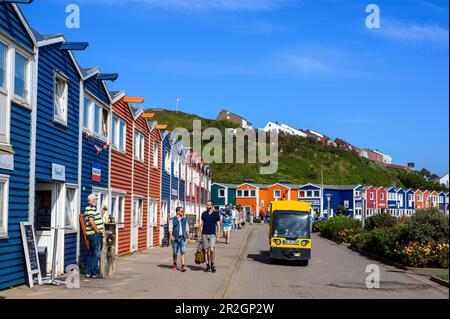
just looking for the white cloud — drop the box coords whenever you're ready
[374,19,449,46]
[74,0,294,11]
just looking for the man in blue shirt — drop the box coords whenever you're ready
[200,200,221,273]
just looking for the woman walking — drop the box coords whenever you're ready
[222,211,233,244]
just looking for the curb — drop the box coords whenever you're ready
[430,276,449,288]
[213,227,254,299]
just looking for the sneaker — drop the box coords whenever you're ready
[85,275,92,279]
[211,266,216,273]
[171,264,178,271]
[204,266,211,273]
[181,266,187,273]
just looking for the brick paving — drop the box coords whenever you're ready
[1,224,448,299]
[0,226,253,299]
[224,226,449,299]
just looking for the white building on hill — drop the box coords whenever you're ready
[263,122,307,137]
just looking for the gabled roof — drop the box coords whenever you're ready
[11,4,37,47]
[237,182,267,189]
[110,90,126,104]
[212,183,239,189]
[322,185,359,191]
[31,28,84,79]
[82,67,112,103]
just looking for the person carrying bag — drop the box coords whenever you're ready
[195,241,206,264]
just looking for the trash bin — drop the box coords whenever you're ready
[37,246,47,278]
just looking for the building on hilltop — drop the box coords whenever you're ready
[216,109,253,129]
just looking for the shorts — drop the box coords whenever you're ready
[202,234,217,249]
[172,237,187,257]
[223,225,232,232]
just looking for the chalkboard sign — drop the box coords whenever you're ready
[20,222,43,288]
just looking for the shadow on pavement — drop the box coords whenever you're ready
[157,264,173,269]
[187,265,206,271]
[247,251,308,267]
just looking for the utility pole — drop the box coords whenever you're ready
[176,98,181,113]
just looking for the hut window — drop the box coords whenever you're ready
[54,72,69,125]
[274,190,281,199]
[102,108,109,138]
[14,51,30,102]
[0,42,5,89]
[0,93,6,144]
[83,97,91,130]
[218,189,225,198]
[0,175,9,238]
[153,141,159,168]
[112,194,125,227]
[133,198,143,227]
[65,188,77,230]
[0,43,8,143]
[134,130,145,162]
[112,115,126,152]
[165,151,171,173]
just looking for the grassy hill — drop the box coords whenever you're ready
[148,109,447,192]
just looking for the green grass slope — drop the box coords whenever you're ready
[149,109,447,192]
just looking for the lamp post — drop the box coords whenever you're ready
[360,188,367,229]
[326,194,332,218]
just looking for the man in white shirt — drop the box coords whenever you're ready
[231,205,238,231]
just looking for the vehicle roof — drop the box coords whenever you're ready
[270,200,311,212]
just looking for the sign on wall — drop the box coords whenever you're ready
[92,162,102,182]
[171,188,178,197]
[0,155,14,171]
[52,163,66,181]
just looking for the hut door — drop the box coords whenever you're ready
[131,197,143,252]
[35,183,65,276]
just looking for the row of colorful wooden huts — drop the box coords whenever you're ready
[212,182,449,219]
[0,3,211,290]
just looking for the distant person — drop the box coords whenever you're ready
[169,207,190,272]
[222,211,233,244]
[239,208,246,228]
[260,210,266,224]
[200,200,221,273]
[84,194,104,279]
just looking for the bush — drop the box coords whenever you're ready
[392,242,449,268]
[320,216,361,243]
[312,220,327,233]
[399,208,449,245]
[360,226,402,257]
[364,213,398,232]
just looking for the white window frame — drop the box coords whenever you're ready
[370,192,374,200]
[12,47,32,107]
[1,37,33,145]
[53,70,69,126]
[64,186,79,232]
[112,192,125,228]
[165,150,171,173]
[218,189,225,198]
[111,113,126,153]
[274,189,281,199]
[148,198,158,226]
[83,91,109,141]
[134,129,145,162]
[153,141,159,168]
[0,40,9,145]
[0,175,10,238]
[133,197,144,228]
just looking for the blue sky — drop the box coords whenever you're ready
[21,0,449,175]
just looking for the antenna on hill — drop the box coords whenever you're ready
[176,98,182,113]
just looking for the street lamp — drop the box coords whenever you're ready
[360,188,367,229]
[326,194,332,218]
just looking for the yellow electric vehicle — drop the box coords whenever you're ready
[268,201,312,265]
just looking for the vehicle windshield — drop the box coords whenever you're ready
[273,211,310,239]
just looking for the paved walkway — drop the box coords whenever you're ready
[0,225,253,299]
[224,226,449,299]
